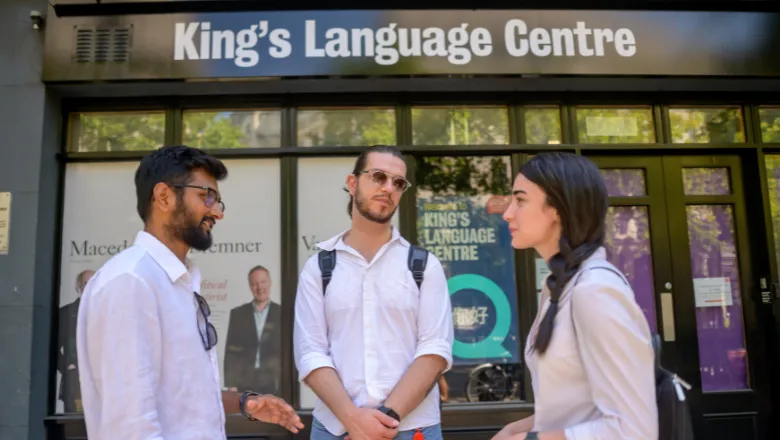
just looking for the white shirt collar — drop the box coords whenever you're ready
[133,230,195,284]
[316,226,409,252]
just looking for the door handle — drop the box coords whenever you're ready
[660,292,676,342]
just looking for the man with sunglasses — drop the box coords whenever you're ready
[76,145,303,439]
[294,145,454,440]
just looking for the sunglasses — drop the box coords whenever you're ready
[357,169,411,193]
[194,292,218,351]
[171,184,226,212]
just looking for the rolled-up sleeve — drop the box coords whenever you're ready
[565,279,658,440]
[414,256,454,372]
[293,256,336,382]
[79,273,164,440]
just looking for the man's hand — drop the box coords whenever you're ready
[438,376,449,401]
[245,395,305,434]
[343,407,399,440]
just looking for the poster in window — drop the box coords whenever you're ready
[417,194,520,366]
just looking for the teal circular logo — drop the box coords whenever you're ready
[448,274,511,359]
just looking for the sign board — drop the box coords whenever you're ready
[43,10,780,81]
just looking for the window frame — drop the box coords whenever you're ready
[50,92,780,439]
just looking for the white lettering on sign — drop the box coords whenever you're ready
[453,306,489,330]
[173,18,637,68]
[174,21,293,67]
[504,19,636,57]
[304,21,493,65]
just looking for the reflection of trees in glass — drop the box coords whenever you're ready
[759,108,780,143]
[183,111,281,149]
[683,168,732,260]
[682,168,731,196]
[600,169,647,197]
[524,107,561,144]
[603,206,657,331]
[765,156,780,277]
[416,156,512,197]
[412,107,508,145]
[669,108,745,143]
[297,109,395,147]
[576,107,655,144]
[686,204,747,392]
[73,112,165,152]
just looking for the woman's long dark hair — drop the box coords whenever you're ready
[521,152,609,355]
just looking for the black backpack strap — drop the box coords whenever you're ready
[407,245,429,290]
[318,249,337,295]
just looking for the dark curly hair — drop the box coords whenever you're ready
[134,145,228,224]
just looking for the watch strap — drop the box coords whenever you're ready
[239,391,260,421]
[525,431,539,440]
[377,405,401,422]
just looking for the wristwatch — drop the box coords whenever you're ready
[525,431,539,440]
[239,391,260,421]
[377,405,401,422]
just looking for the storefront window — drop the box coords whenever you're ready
[296,107,396,146]
[575,107,655,144]
[55,159,283,413]
[669,107,745,143]
[415,155,521,404]
[412,106,509,145]
[758,107,780,143]
[296,156,401,408]
[68,111,166,152]
[524,106,562,144]
[182,109,281,148]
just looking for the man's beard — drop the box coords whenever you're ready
[354,186,396,224]
[169,204,214,251]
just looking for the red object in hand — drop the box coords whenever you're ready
[413,428,424,440]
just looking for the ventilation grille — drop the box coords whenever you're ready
[72,26,132,63]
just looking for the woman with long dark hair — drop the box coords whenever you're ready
[492,152,657,440]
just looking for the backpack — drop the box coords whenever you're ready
[317,245,429,294]
[570,264,695,440]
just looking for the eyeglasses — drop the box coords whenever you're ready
[357,169,411,193]
[194,292,218,351]
[171,184,226,212]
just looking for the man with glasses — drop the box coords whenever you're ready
[76,145,303,439]
[293,145,454,440]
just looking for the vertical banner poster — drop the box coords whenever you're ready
[56,159,281,414]
[417,195,520,366]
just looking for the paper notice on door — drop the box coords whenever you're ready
[693,277,733,308]
[535,258,550,306]
[0,192,10,255]
[535,258,550,290]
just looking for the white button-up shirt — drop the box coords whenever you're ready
[293,228,454,436]
[526,248,658,440]
[76,231,226,440]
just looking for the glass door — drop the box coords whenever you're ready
[587,155,771,439]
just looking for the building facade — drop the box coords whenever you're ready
[2,1,780,439]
